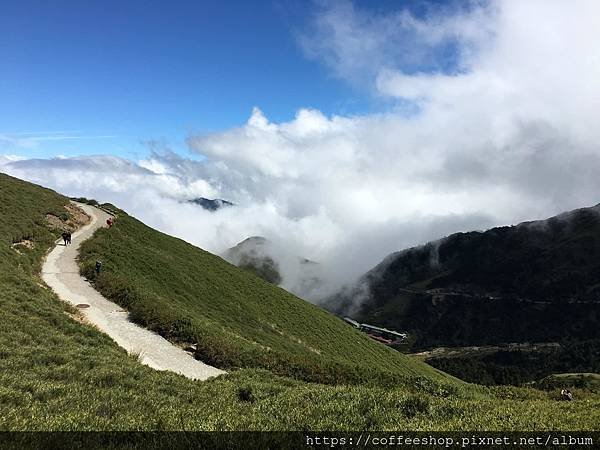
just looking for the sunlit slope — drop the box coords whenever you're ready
[78,207,449,384]
[0,173,68,266]
[0,173,214,429]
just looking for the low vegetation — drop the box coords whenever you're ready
[427,340,600,386]
[78,208,449,385]
[1,173,598,432]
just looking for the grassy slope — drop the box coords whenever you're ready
[1,172,599,431]
[78,209,447,384]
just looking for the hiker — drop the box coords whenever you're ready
[95,260,102,275]
[561,389,574,401]
[66,232,72,245]
[61,232,69,246]
[106,217,114,228]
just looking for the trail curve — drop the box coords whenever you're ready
[42,202,224,381]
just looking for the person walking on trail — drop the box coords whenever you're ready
[106,217,114,228]
[61,231,72,245]
[561,389,574,401]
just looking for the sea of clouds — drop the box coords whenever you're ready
[2,0,600,302]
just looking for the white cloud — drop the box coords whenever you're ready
[298,0,494,88]
[3,0,600,302]
[0,133,116,150]
[0,154,27,166]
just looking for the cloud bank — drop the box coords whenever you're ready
[0,132,116,150]
[3,0,600,302]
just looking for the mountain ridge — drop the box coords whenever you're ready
[223,235,324,299]
[329,203,600,350]
[188,197,234,211]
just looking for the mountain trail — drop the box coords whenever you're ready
[42,202,224,381]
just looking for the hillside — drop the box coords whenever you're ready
[223,236,323,298]
[2,172,599,434]
[223,236,283,284]
[77,208,444,384]
[329,205,600,351]
[423,340,600,386]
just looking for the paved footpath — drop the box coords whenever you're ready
[42,202,224,381]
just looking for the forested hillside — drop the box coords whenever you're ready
[331,205,600,350]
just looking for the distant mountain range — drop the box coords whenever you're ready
[328,204,600,351]
[188,197,234,211]
[223,236,282,284]
[223,236,323,298]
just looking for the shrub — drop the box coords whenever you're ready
[238,386,255,403]
[398,395,430,418]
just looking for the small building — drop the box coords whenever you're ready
[342,317,407,345]
[343,317,361,328]
[359,323,407,344]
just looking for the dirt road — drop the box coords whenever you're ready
[42,202,224,381]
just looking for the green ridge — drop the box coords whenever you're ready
[78,205,449,384]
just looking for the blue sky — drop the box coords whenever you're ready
[0,0,375,159]
[0,0,465,160]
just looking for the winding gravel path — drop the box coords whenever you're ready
[42,202,224,381]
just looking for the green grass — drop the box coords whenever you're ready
[537,373,600,393]
[78,207,452,385]
[1,172,599,432]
